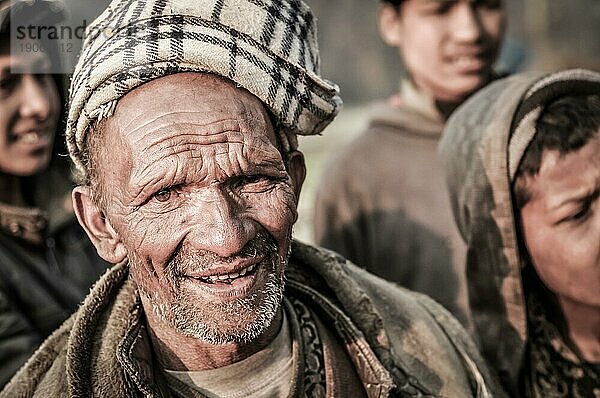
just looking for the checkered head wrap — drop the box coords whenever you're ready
[66,0,342,179]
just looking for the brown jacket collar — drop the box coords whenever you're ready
[0,202,48,244]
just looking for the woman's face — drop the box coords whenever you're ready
[0,39,60,176]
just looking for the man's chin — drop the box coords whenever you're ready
[172,306,281,345]
[170,271,285,344]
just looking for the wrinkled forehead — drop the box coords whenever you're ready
[101,73,282,176]
[116,73,276,142]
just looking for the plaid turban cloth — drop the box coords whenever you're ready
[66,0,342,179]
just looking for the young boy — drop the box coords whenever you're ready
[439,69,600,397]
[314,0,506,328]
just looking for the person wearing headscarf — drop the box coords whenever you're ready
[1,0,505,396]
[313,0,506,329]
[440,69,600,396]
[0,0,108,386]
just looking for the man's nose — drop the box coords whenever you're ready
[450,3,483,43]
[19,75,51,120]
[186,187,256,258]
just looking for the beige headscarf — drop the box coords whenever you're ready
[66,0,342,180]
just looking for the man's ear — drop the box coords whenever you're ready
[72,186,127,264]
[378,3,403,47]
[287,150,306,204]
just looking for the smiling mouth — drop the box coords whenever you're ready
[20,131,45,143]
[12,129,52,146]
[193,262,260,284]
[451,54,486,68]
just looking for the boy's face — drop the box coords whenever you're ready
[520,134,600,308]
[380,0,505,103]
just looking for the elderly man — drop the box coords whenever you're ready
[1,1,505,397]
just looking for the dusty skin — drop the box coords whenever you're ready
[521,135,600,362]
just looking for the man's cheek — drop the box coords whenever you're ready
[123,214,186,264]
[250,189,297,234]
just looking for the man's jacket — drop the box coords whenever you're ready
[1,241,505,397]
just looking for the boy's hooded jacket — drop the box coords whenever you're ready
[439,69,600,396]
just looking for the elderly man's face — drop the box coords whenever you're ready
[77,73,304,343]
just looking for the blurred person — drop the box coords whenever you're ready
[440,69,600,396]
[1,0,507,396]
[314,0,506,328]
[0,0,107,386]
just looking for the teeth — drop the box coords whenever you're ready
[200,263,258,283]
[20,132,40,143]
[452,55,478,66]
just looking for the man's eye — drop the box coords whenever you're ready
[244,175,264,184]
[233,175,266,188]
[154,188,173,203]
[231,174,282,193]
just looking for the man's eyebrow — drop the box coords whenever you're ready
[127,172,178,207]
